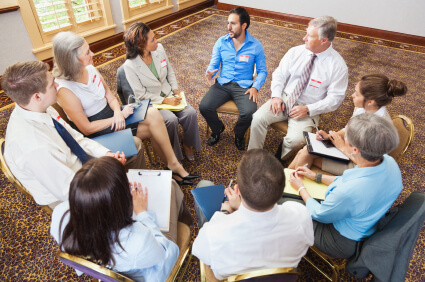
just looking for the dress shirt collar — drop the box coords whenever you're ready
[238,201,279,218]
[341,154,389,183]
[14,103,54,127]
[312,43,334,63]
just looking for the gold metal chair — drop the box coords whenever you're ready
[388,115,414,163]
[200,261,298,282]
[52,103,158,164]
[58,222,192,282]
[302,246,346,282]
[205,100,251,145]
[0,138,52,215]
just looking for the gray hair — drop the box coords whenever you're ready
[309,16,337,42]
[52,31,85,81]
[345,113,399,162]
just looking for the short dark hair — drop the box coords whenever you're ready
[124,22,151,59]
[1,61,49,106]
[237,149,284,211]
[60,157,133,266]
[359,74,407,108]
[229,7,250,29]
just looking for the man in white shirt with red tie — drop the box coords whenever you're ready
[1,61,144,209]
[248,16,348,159]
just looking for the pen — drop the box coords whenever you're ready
[134,101,143,110]
[295,163,308,177]
[312,119,324,140]
[223,179,234,202]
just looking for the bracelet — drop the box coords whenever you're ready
[297,186,306,193]
[315,173,322,184]
[220,209,230,215]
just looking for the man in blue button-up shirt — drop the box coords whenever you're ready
[199,7,267,150]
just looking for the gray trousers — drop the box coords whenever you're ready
[159,104,201,161]
[199,81,257,139]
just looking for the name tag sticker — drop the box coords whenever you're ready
[161,59,167,68]
[309,78,322,89]
[239,55,249,62]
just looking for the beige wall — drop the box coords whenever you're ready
[219,0,425,37]
[0,0,188,73]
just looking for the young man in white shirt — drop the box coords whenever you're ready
[248,16,348,159]
[1,61,145,208]
[192,149,313,279]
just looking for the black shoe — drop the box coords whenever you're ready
[235,137,246,150]
[174,179,193,186]
[207,125,225,146]
[172,172,200,180]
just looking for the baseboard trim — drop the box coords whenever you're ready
[217,2,425,47]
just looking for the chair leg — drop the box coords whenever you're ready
[244,126,250,145]
[206,124,211,138]
[176,254,192,282]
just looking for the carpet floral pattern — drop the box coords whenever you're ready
[1,7,424,281]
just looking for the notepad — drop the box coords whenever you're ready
[191,184,226,221]
[127,170,172,231]
[122,99,150,125]
[283,168,328,201]
[304,131,350,162]
[153,92,188,111]
[92,129,138,157]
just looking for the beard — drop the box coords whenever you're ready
[229,29,242,39]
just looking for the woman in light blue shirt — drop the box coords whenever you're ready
[290,114,403,259]
[50,157,180,282]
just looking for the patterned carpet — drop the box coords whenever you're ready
[1,7,424,281]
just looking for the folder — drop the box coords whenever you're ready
[283,168,328,201]
[127,170,172,232]
[122,99,151,125]
[152,92,188,111]
[92,128,138,157]
[304,131,350,162]
[191,184,226,221]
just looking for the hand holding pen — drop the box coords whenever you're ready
[222,179,233,203]
[312,119,325,140]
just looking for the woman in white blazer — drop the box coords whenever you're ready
[123,22,201,161]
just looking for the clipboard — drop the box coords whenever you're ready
[304,131,350,163]
[153,92,188,111]
[283,168,328,201]
[122,99,151,125]
[127,169,172,231]
[91,129,138,157]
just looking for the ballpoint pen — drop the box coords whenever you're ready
[312,119,324,140]
[223,179,233,202]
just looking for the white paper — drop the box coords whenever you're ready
[306,132,349,161]
[127,170,172,231]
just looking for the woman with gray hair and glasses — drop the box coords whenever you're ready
[289,113,402,259]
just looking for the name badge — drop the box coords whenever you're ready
[309,78,322,89]
[239,55,249,63]
[161,59,167,68]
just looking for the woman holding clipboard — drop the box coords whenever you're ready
[51,157,192,281]
[289,114,402,259]
[289,74,407,175]
[52,31,197,184]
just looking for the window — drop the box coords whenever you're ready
[120,0,173,30]
[17,0,115,60]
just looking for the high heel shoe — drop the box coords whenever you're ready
[172,172,199,180]
[174,178,193,186]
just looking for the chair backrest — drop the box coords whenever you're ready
[389,115,414,163]
[346,191,425,280]
[51,103,71,125]
[116,65,135,106]
[0,138,52,214]
[57,251,134,282]
[200,261,298,282]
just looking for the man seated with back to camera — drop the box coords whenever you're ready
[192,149,313,279]
[1,61,146,209]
